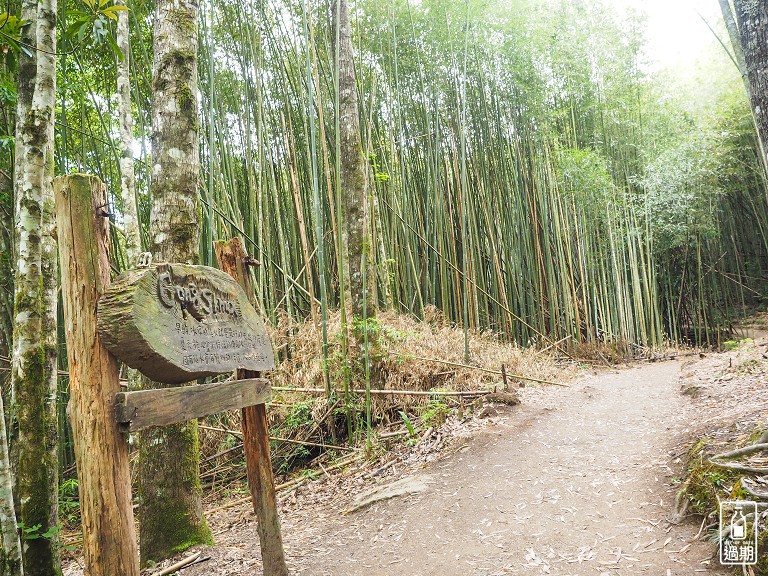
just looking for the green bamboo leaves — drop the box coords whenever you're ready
[50,0,768,358]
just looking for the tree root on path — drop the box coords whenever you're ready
[670,484,690,525]
[741,477,768,500]
[711,442,768,462]
[709,443,768,491]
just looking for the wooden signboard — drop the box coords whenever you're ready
[58,175,288,576]
[115,378,271,432]
[97,263,275,383]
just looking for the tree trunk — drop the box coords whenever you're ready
[0,384,21,576]
[138,0,212,565]
[0,71,19,576]
[334,0,372,322]
[0,99,13,364]
[721,0,768,177]
[733,0,768,169]
[333,0,375,352]
[116,0,141,266]
[55,174,140,576]
[12,0,59,572]
[214,238,289,576]
[0,146,17,575]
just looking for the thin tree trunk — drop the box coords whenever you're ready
[0,384,22,576]
[733,0,768,169]
[138,0,212,565]
[116,0,141,265]
[12,0,59,573]
[0,125,13,364]
[334,0,372,321]
[0,115,14,576]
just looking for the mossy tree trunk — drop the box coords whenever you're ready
[11,0,60,573]
[138,0,212,565]
[733,0,768,171]
[0,385,21,576]
[334,0,371,324]
[721,0,768,178]
[0,135,20,574]
[116,0,141,266]
[0,69,18,576]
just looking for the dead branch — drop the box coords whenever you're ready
[148,552,201,576]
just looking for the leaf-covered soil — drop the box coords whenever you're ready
[143,361,738,576]
[674,327,768,570]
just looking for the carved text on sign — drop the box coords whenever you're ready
[156,271,240,319]
[97,263,275,383]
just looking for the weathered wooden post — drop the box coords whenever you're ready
[54,174,140,576]
[93,234,284,574]
[58,175,285,574]
[215,238,289,576]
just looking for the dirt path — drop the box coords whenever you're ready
[187,362,732,576]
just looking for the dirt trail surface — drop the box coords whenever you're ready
[169,362,731,576]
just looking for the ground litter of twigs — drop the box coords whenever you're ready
[62,314,768,576]
[139,359,741,576]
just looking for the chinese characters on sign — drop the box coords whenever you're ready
[97,263,275,383]
[720,500,758,566]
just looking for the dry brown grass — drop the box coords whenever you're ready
[272,306,574,389]
[197,308,581,484]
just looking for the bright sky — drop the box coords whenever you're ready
[612,0,725,68]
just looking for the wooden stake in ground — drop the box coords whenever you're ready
[54,174,140,576]
[214,237,288,576]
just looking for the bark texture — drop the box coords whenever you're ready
[0,75,20,576]
[722,0,768,176]
[0,384,22,576]
[334,0,372,321]
[138,0,212,564]
[116,0,141,265]
[733,0,768,167]
[54,174,140,576]
[12,0,59,572]
[148,0,200,264]
[214,238,289,576]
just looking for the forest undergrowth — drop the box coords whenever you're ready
[675,314,768,575]
[196,307,582,499]
[192,301,703,510]
[55,305,695,560]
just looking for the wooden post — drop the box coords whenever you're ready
[501,364,508,390]
[55,174,140,576]
[214,238,289,576]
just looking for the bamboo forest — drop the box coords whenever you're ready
[2,0,768,574]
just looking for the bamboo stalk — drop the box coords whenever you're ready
[274,386,498,396]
